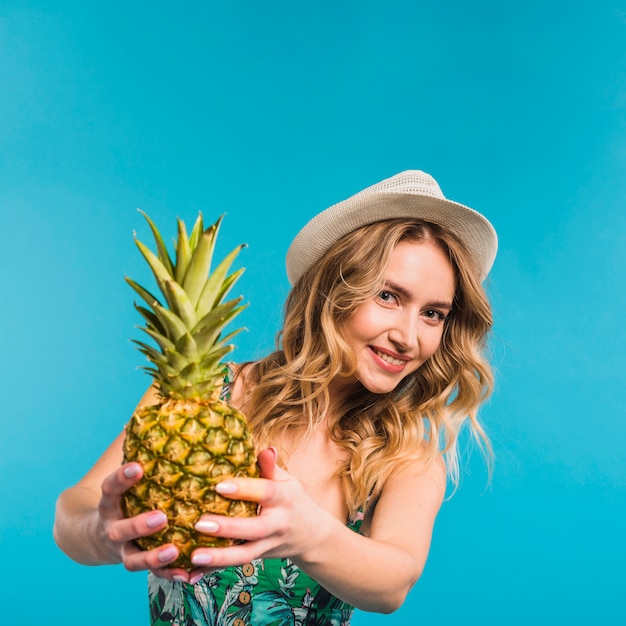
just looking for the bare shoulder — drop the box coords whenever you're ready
[383,450,446,504]
[391,450,446,486]
[228,361,256,410]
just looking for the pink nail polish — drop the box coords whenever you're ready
[191,552,213,566]
[215,481,237,494]
[146,511,167,528]
[189,573,205,585]
[124,464,140,478]
[196,519,220,533]
[158,546,178,563]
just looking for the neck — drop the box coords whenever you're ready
[327,376,364,410]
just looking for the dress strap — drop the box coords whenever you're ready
[219,363,234,402]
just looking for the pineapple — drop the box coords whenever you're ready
[121,211,259,570]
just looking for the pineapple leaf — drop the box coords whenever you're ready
[164,280,197,328]
[193,296,244,333]
[138,210,174,277]
[194,380,224,397]
[192,297,243,341]
[196,245,246,319]
[174,332,200,361]
[181,217,222,308]
[188,212,205,251]
[138,364,159,377]
[196,345,234,372]
[215,267,245,306]
[151,360,180,379]
[134,236,177,311]
[193,302,247,356]
[164,347,196,373]
[126,277,162,309]
[174,219,192,284]
[211,327,245,351]
[134,304,165,334]
[152,303,189,342]
[139,326,176,353]
[132,340,170,366]
[179,361,202,385]
[139,365,176,388]
[202,342,237,361]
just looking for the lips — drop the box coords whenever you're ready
[372,349,405,366]
[370,347,410,368]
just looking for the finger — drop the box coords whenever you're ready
[190,538,275,569]
[257,447,277,479]
[105,509,168,543]
[215,477,276,503]
[151,566,211,584]
[122,542,181,573]
[188,568,213,585]
[151,567,192,583]
[195,513,270,542]
[100,463,144,513]
[257,448,292,482]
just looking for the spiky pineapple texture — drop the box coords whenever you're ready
[121,212,259,570]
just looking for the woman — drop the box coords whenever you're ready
[54,170,497,625]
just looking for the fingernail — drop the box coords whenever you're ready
[268,446,278,460]
[215,481,237,494]
[191,552,213,566]
[158,546,178,563]
[189,572,205,585]
[172,575,187,583]
[195,519,220,533]
[124,464,140,478]
[146,511,167,528]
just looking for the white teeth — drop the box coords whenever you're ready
[373,349,405,366]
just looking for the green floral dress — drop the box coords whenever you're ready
[148,541,362,626]
[147,367,363,625]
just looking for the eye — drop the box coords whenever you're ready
[377,290,399,305]
[423,309,448,324]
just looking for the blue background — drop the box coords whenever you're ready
[1,1,625,623]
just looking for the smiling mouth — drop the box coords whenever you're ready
[371,348,408,367]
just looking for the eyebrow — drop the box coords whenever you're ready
[383,281,453,311]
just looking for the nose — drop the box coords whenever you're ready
[387,312,419,353]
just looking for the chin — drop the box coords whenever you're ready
[360,380,399,395]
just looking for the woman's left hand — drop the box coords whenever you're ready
[189,447,327,569]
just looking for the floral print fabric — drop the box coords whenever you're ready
[148,546,361,626]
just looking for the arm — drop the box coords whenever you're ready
[54,430,129,565]
[301,455,446,612]
[191,449,446,613]
[53,387,193,580]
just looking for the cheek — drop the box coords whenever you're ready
[422,328,446,358]
[345,305,379,340]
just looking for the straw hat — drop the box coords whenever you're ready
[286,170,497,284]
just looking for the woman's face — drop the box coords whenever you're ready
[338,239,456,396]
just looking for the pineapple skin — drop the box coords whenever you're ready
[122,397,259,570]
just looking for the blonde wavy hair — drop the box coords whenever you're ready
[243,218,494,517]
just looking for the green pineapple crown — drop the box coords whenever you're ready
[127,211,247,400]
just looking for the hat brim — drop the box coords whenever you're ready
[286,191,498,284]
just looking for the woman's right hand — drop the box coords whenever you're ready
[98,462,196,583]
